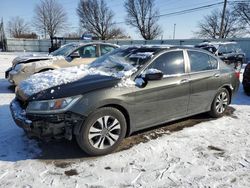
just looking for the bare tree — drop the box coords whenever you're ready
[0,18,7,51]
[234,2,250,33]
[124,0,162,40]
[195,9,244,39]
[7,16,30,38]
[33,0,67,43]
[77,0,125,40]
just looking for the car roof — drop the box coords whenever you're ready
[67,42,120,47]
[196,41,238,47]
[120,44,207,52]
[58,42,119,52]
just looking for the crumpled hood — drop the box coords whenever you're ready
[12,53,52,67]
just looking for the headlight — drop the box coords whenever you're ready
[26,95,81,113]
[14,64,25,71]
[14,64,34,72]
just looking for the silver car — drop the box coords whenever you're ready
[6,42,119,85]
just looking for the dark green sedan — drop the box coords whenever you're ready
[11,46,240,156]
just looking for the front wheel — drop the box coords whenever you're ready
[76,107,127,156]
[209,88,230,118]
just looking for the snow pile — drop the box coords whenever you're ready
[19,65,111,96]
[19,60,138,96]
[117,78,136,87]
[129,52,154,59]
[144,68,162,74]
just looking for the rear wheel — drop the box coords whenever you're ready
[209,88,230,118]
[76,107,127,156]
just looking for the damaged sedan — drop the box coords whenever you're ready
[6,42,118,85]
[10,46,239,156]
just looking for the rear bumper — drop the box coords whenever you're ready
[10,99,85,140]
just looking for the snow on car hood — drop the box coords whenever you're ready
[18,64,136,97]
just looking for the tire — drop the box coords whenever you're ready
[76,107,127,156]
[209,88,230,118]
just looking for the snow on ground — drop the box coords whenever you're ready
[0,53,250,187]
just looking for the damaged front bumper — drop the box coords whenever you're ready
[5,67,12,79]
[10,99,85,140]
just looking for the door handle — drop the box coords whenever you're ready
[214,73,220,77]
[179,79,189,84]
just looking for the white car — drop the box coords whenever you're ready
[6,42,119,85]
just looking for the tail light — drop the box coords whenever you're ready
[235,71,240,79]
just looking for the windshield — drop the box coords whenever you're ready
[89,47,157,76]
[218,43,242,54]
[49,43,79,56]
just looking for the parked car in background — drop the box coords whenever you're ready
[6,42,119,85]
[195,41,246,72]
[11,46,239,156]
[243,63,250,95]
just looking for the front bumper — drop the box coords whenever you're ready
[10,99,84,140]
[5,67,12,79]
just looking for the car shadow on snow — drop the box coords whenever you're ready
[0,79,15,93]
[117,106,237,152]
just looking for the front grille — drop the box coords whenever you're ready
[27,114,65,123]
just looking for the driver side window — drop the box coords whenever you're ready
[77,45,97,58]
[148,51,185,76]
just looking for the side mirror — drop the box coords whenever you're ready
[69,52,80,59]
[217,52,223,56]
[144,69,163,81]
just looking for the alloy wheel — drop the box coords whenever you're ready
[88,116,121,149]
[215,91,228,114]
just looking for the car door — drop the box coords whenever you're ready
[100,44,117,56]
[56,45,99,68]
[134,50,190,129]
[187,50,220,114]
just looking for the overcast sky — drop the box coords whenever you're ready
[0,0,227,39]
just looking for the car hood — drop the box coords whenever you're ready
[12,54,52,67]
[16,74,121,101]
